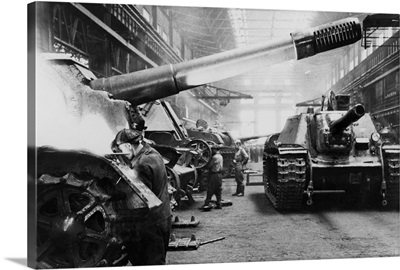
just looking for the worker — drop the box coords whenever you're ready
[232,139,249,197]
[112,128,171,265]
[203,144,224,210]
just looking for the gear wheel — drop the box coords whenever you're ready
[36,173,127,268]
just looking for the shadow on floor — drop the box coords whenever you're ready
[5,258,26,267]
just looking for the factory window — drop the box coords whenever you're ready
[240,110,255,136]
[349,60,354,71]
[280,98,293,104]
[257,110,277,134]
[240,99,254,104]
[240,122,255,137]
[259,93,275,97]
[259,98,276,104]
[394,40,399,54]
[378,32,384,46]
[375,80,383,102]
[386,27,393,38]
[367,43,373,56]
[142,8,151,23]
[174,46,181,57]
[385,72,397,98]
[354,43,359,65]
[157,24,161,34]
[361,48,367,61]
[240,110,255,121]
[279,109,294,130]
[162,30,168,42]
[326,80,331,90]
[349,46,354,71]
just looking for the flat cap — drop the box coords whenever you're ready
[115,128,142,145]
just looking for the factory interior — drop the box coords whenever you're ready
[26,1,399,269]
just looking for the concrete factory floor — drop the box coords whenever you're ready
[166,161,400,266]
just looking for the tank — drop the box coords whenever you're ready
[263,91,400,210]
[31,17,363,268]
[187,128,237,176]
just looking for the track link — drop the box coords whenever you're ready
[382,147,400,208]
[264,148,307,210]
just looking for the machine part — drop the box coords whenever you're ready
[36,173,126,268]
[166,166,182,206]
[200,237,226,246]
[306,179,314,206]
[291,18,361,60]
[168,234,201,251]
[168,234,224,251]
[171,216,200,228]
[185,139,212,169]
[379,145,388,206]
[306,153,314,206]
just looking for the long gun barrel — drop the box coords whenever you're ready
[330,104,366,135]
[90,18,362,106]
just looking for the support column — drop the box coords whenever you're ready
[35,2,53,52]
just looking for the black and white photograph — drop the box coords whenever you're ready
[1,0,400,270]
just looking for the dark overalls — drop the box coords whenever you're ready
[125,142,172,265]
[233,147,249,195]
[204,151,223,207]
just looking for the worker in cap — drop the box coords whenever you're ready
[111,128,171,265]
[203,144,224,210]
[232,139,249,197]
[115,128,142,144]
[111,128,143,162]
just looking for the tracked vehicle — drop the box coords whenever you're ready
[263,92,400,210]
[31,16,363,268]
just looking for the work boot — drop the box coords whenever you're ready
[202,203,212,211]
[215,202,222,209]
[236,193,244,197]
[232,193,238,196]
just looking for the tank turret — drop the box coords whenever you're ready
[330,104,366,135]
[315,104,366,153]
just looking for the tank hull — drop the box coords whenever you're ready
[263,109,400,210]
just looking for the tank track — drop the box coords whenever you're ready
[382,147,400,208]
[264,148,307,210]
[36,173,129,268]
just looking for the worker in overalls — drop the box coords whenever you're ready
[232,140,249,197]
[203,145,224,210]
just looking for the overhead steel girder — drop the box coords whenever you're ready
[196,85,253,100]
